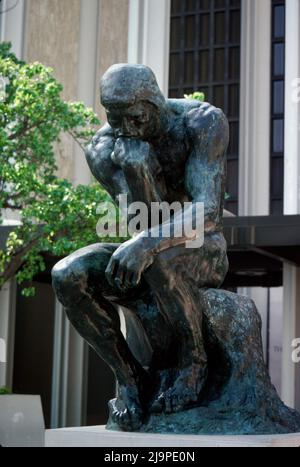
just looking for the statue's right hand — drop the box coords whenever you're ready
[111,138,151,168]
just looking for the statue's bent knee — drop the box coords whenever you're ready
[52,258,87,308]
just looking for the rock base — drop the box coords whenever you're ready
[111,289,300,435]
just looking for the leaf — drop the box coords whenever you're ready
[0,387,12,395]
[184,91,205,102]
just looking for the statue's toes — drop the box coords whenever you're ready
[164,391,175,414]
[149,394,166,414]
[108,398,123,425]
[150,390,174,414]
[174,392,197,413]
[108,398,143,432]
[128,408,143,432]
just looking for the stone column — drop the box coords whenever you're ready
[238,0,272,359]
[25,0,81,181]
[96,0,130,122]
[239,0,271,216]
[128,0,171,96]
[73,0,100,186]
[0,282,16,389]
[0,0,25,58]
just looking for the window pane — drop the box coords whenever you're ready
[214,48,225,81]
[215,0,226,8]
[169,89,180,98]
[228,122,239,156]
[230,9,241,43]
[184,87,194,95]
[213,86,225,109]
[199,50,209,82]
[215,12,226,44]
[185,15,196,48]
[273,80,284,115]
[274,5,285,38]
[199,14,210,46]
[273,119,284,153]
[199,0,210,10]
[170,17,181,50]
[273,43,285,76]
[229,47,240,80]
[185,52,195,83]
[169,54,180,86]
[227,159,239,198]
[271,158,284,198]
[271,200,283,215]
[185,0,198,11]
[171,0,182,15]
[229,84,239,117]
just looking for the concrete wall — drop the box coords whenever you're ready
[24,0,129,180]
[25,0,81,180]
[96,0,129,121]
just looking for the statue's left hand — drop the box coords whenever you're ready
[105,238,155,290]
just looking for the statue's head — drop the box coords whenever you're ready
[100,64,167,140]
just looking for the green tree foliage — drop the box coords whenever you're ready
[0,43,114,295]
[184,91,205,102]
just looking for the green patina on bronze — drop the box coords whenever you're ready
[52,64,300,435]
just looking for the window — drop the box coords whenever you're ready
[270,0,285,215]
[169,0,241,215]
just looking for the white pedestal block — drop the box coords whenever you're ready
[45,426,300,448]
[0,396,45,447]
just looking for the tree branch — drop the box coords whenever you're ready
[67,130,86,152]
[2,202,22,210]
[1,235,43,285]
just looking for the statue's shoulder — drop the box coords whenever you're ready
[166,99,201,140]
[167,99,225,137]
[183,102,227,142]
[166,98,201,116]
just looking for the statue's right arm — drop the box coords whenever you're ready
[85,123,130,202]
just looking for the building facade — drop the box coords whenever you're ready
[0,0,299,427]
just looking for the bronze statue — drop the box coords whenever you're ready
[52,65,300,435]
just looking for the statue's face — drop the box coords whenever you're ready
[106,102,160,139]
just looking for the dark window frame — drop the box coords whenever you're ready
[270,0,286,215]
[169,0,242,215]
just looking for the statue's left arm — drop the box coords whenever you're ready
[184,103,229,233]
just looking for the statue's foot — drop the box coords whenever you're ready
[151,364,207,414]
[108,385,143,432]
[149,369,176,414]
